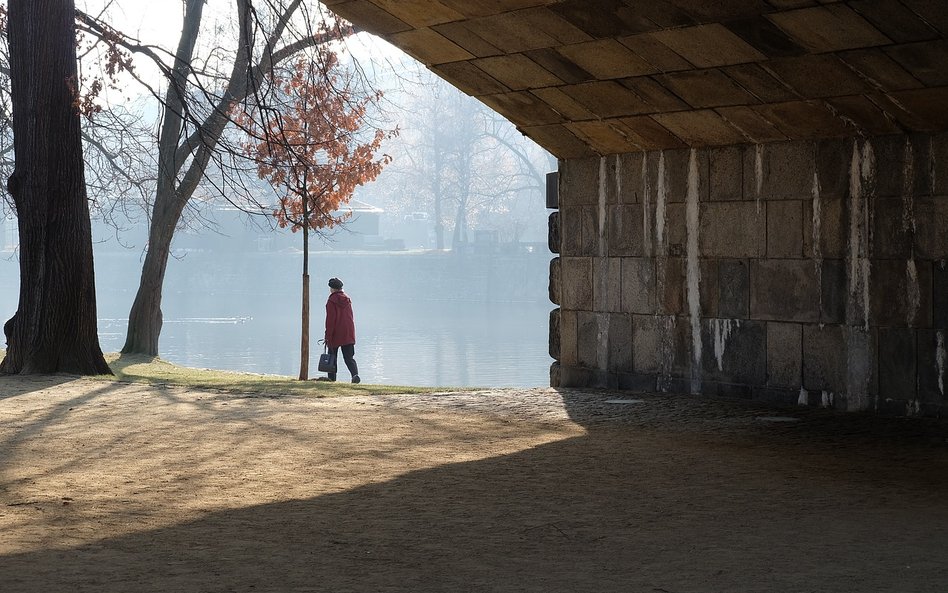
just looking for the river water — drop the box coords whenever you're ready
[1,248,554,388]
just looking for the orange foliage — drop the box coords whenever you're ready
[239,49,396,232]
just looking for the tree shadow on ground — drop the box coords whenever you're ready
[1,389,947,592]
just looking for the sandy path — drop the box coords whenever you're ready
[1,376,947,592]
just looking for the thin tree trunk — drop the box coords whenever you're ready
[1,0,110,375]
[300,218,310,381]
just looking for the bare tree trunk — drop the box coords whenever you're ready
[299,201,310,380]
[1,0,110,375]
[121,1,349,356]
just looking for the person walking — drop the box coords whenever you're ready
[323,277,360,383]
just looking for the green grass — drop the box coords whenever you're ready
[1,349,445,397]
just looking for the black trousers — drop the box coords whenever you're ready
[328,344,358,381]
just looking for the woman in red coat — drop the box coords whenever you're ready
[323,277,360,383]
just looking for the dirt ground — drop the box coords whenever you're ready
[1,376,947,593]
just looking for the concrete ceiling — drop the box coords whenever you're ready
[324,0,948,158]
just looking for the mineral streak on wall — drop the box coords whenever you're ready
[549,133,948,417]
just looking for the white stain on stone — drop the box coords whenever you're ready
[902,138,916,234]
[821,390,834,408]
[937,331,946,396]
[798,387,809,406]
[658,315,677,393]
[598,157,607,248]
[812,171,823,321]
[711,319,740,372]
[642,154,652,257]
[906,259,920,327]
[755,144,764,214]
[811,171,823,264]
[615,154,622,204]
[596,158,610,374]
[848,140,874,330]
[655,152,667,247]
[686,149,702,394]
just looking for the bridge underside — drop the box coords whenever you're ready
[328,0,948,416]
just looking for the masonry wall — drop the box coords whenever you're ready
[549,133,948,417]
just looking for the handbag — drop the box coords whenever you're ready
[317,345,337,373]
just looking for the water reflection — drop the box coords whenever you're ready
[2,250,552,388]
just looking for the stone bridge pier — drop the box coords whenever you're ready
[327,0,948,416]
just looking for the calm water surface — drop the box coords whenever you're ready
[3,250,553,388]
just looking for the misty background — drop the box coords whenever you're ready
[0,33,556,388]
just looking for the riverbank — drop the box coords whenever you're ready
[1,372,946,592]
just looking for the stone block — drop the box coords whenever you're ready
[651,23,766,68]
[845,327,878,412]
[632,314,689,377]
[560,206,584,256]
[716,106,789,144]
[767,200,805,258]
[803,324,847,393]
[617,372,658,392]
[619,77,690,112]
[577,311,600,368]
[560,309,578,366]
[917,329,948,410]
[878,328,917,401]
[765,4,890,53]
[646,148,709,203]
[558,38,655,79]
[840,49,924,93]
[934,261,948,328]
[549,361,561,388]
[548,211,560,254]
[549,257,561,305]
[653,110,747,146]
[657,256,685,314]
[472,55,562,91]
[549,308,561,360]
[699,202,764,258]
[751,259,820,322]
[803,197,846,259]
[766,54,871,99]
[594,258,622,313]
[631,313,662,373]
[658,69,757,109]
[701,319,767,384]
[580,206,600,257]
[699,260,719,317]
[934,133,948,195]
[870,259,932,328]
[721,63,796,103]
[821,259,847,324]
[709,145,743,202]
[868,134,933,198]
[719,259,750,318]
[849,0,941,43]
[608,205,645,256]
[619,33,693,73]
[618,152,646,204]
[561,257,593,310]
[886,40,948,87]
[557,365,595,388]
[871,197,914,258]
[743,141,816,201]
[609,313,633,372]
[664,203,688,257]
[562,80,652,118]
[767,321,803,387]
[559,157,600,206]
[815,139,850,199]
[621,257,656,314]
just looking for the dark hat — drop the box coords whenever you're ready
[328,277,344,289]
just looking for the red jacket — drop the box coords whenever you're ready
[325,290,356,347]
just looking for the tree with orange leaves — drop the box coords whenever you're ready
[240,48,395,380]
